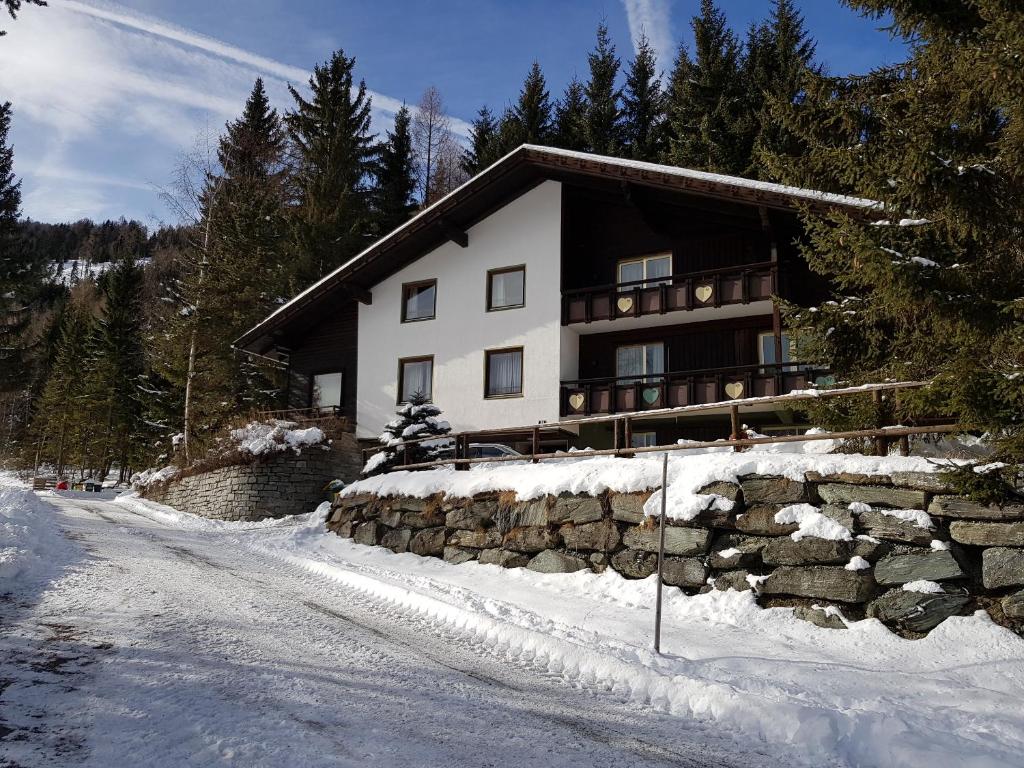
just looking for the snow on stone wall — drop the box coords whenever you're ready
[327,468,1024,637]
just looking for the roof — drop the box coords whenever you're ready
[236,145,874,352]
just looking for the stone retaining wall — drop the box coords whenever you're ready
[326,470,1024,636]
[143,434,361,522]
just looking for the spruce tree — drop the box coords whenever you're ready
[84,254,146,481]
[31,301,93,477]
[176,79,291,459]
[553,78,589,151]
[510,61,553,146]
[461,106,498,176]
[746,0,820,179]
[584,22,623,155]
[665,0,745,174]
[374,104,417,232]
[769,0,1024,464]
[0,102,22,296]
[364,393,452,476]
[286,50,376,284]
[621,33,665,161]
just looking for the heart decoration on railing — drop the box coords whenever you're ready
[616,296,633,313]
[642,387,660,405]
[695,284,713,303]
[568,392,585,411]
[724,381,744,399]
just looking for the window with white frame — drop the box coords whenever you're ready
[616,342,665,383]
[617,253,672,290]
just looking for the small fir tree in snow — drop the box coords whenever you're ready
[363,393,451,476]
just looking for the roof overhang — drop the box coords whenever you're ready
[235,145,875,353]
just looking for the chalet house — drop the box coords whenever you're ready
[236,146,869,451]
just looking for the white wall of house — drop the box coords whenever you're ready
[356,181,564,439]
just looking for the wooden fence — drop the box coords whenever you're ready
[363,380,957,473]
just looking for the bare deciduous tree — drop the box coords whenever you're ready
[412,86,464,206]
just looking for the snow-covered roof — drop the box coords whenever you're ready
[235,145,875,351]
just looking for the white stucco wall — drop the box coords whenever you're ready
[356,181,564,439]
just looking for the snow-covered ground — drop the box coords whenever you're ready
[3,473,1024,767]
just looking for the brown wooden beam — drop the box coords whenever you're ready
[439,218,468,248]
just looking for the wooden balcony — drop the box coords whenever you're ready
[562,262,776,325]
[559,363,830,417]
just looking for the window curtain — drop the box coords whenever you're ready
[491,271,523,308]
[488,350,522,395]
[403,360,432,401]
[646,255,672,286]
[616,345,644,381]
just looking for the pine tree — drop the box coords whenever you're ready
[509,61,553,146]
[553,78,589,151]
[1,0,45,35]
[769,0,1024,464]
[665,0,745,174]
[286,50,376,284]
[621,33,665,161]
[461,106,498,176]
[364,393,452,476]
[584,22,623,155]
[374,104,417,232]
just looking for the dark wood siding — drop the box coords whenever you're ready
[561,184,769,292]
[284,299,358,417]
[574,315,772,381]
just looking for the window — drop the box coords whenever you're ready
[398,356,433,403]
[631,431,658,448]
[485,347,523,398]
[487,266,525,310]
[758,332,798,370]
[311,372,342,413]
[617,253,672,290]
[616,342,665,383]
[402,280,436,322]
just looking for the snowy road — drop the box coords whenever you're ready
[0,495,780,768]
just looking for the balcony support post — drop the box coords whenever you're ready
[730,405,742,450]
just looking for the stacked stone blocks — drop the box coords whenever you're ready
[142,434,362,522]
[326,469,1024,636]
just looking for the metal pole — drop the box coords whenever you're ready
[654,451,668,654]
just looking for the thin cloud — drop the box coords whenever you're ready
[621,0,674,75]
[58,0,472,137]
[1,0,471,221]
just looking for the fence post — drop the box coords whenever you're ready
[873,390,888,456]
[531,427,540,463]
[654,452,668,654]
[730,404,742,450]
[624,417,633,456]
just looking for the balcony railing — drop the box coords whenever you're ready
[562,261,776,325]
[560,362,830,417]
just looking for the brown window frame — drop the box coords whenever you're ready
[401,279,437,323]
[484,346,524,399]
[397,355,434,404]
[486,265,526,312]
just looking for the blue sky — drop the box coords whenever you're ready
[0,0,906,225]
